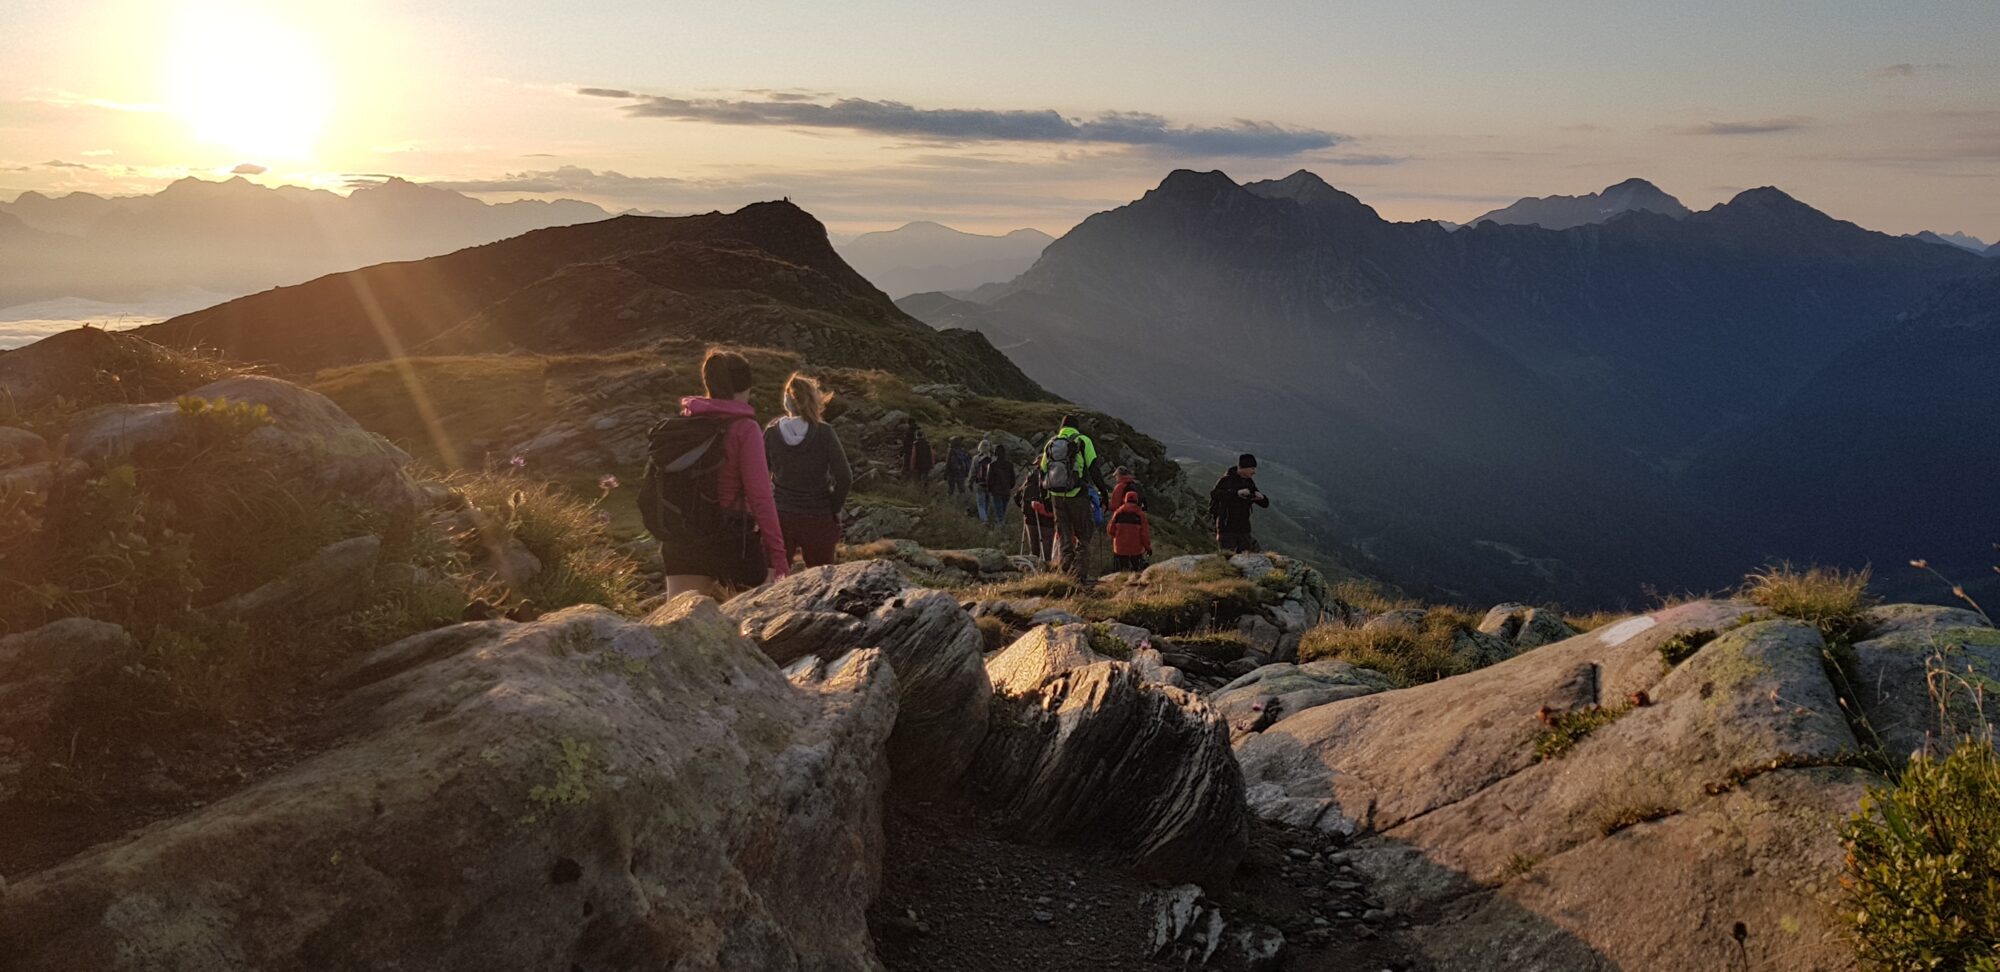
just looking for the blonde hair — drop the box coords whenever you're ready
[782,372,833,425]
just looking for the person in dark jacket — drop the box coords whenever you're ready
[764,372,852,568]
[943,437,972,497]
[904,428,934,486]
[1015,469,1055,560]
[1106,490,1152,573]
[1210,453,1269,553]
[977,444,1016,527]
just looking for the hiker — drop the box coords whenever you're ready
[1016,469,1056,561]
[1106,488,1152,573]
[765,372,852,569]
[1210,453,1269,553]
[969,440,993,516]
[646,348,787,599]
[943,437,972,498]
[1109,466,1145,510]
[1038,414,1111,582]
[977,443,1016,527]
[904,426,934,487]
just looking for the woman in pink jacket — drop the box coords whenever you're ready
[663,349,789,599]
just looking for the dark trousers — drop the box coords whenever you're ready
[780,510,841,568]
[1218,531,1260,554]
[1052,494,1095,581]
[1113,553,1148,573]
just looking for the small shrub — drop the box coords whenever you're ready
[1502,853,1541,879]
[1332,579,1419,616]
[984,573,1083,599]
[1534,705,1631,761]
[1085,623,1133,660]
[450,473,642,613]
[1843,737,2000,971]
[974,615,1012,653]
[1741,564,1877,643]
[1299,616,1473,687]
[1659,628,1718,670]
[935,550,985,574]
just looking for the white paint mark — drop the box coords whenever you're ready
[1598,615,1658,647]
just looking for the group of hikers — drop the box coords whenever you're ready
[648,347,1270,599]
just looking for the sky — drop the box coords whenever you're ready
[2,0,1998,238]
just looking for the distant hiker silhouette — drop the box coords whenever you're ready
[1038,414,1110,582]
[975,442,1015,529]
[943,436,972,498]
[904,426,934,487]
[765,372,851,569]
[643,347,787,599]
[1210,453,1268,553]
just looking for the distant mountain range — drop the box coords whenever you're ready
[834,221,1053,298]
[902,170,1992,606]
[1470,177,1691,229]
[0,177,614,310]
[1904,229,1992,254]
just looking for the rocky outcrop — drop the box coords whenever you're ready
[1234,600,1882,970]
[209,535,382,623]
[1210,660,1394,738]
[0,599,898,971]
[1850,603,1997,762]
[973,626,1249,885]
[1478,602,1579,649]
[0,619,133,801]
[64,375,423,512]
[726,561,992,794]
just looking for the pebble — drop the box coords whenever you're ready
[1362,908,1396,924]
[1032,910,1054,923]
[1286,848,1311,861]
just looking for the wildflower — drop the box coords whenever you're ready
[599,474,620,491]
[596,510,612,525]
[509,454,527,470]
[1910,559,1929,569]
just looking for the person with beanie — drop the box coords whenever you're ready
[1208,452,1269,554]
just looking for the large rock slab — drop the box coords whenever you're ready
[1234,600,1882,971]
[973,633,1249,885]
[986,624,1109,694]
[726,561,991,794]
[0,599,897,971]
[1210,660,1394,738]
[1850,604,1998,762]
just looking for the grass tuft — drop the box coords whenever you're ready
[1534,705,1631,761]
[1741,564,1877,643]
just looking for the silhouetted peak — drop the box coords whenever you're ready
[1244,170,1383,221]
[1150,169,1242,199]
[1603,177,1663,193]
[1722,186,1812,212]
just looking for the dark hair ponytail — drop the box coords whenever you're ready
[702,347,754,398]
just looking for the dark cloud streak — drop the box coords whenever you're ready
[1666,116,1815,136]
[577,88,1346,157]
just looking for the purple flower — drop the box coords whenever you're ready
[509,454,526,470]
[595,510,613,525]
[598,474,620,491]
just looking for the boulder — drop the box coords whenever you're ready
[987,624,1109,694]
[932,547,1010,575]
[1101,622,1154,652]
[208,535,382,623]
[1849,604,1998,762]
[1142,554,1220,581]
[0,619,133,800]
[1210,661,1395,738]
[1228,552,1277,582]
[0,600,897,971]
[1235,600,1879,971]
[1478,603,1579,649]
[0,426,48,468]
[1235,615,1283,654]
[1030,607,1088,627]
[843,505,918,544]
[1149,884,1285,970]
[65,375,422,513]
[1363,608,1427,632]
[1130,647,1187,689]
[973,659,1248,885]
[725,561,991,794]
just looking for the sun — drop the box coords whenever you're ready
[163,4,334,161]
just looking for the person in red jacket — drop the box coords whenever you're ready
[1105,490,1153,573]
[1109,466,1145,511]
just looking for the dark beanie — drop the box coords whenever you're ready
[1238,453,1258,469]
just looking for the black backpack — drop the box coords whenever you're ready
[638,414,745,545]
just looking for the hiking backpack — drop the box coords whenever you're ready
[1042,434,1083,493]
[637,415,742,545]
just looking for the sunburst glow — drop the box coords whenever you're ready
[163,4,334,160]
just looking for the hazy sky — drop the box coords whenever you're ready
[3,0,1997,238]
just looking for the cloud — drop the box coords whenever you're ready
[42,159,89,169]
[576,88,1346,157]
[231,163,267,175]
[429,165,687,195]
[1665,116,1815,136]
[1874,63,1950,79]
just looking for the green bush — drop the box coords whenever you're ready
[1844,737,2000,971]
[1659,629,1718,670]
[450,473,641,614]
